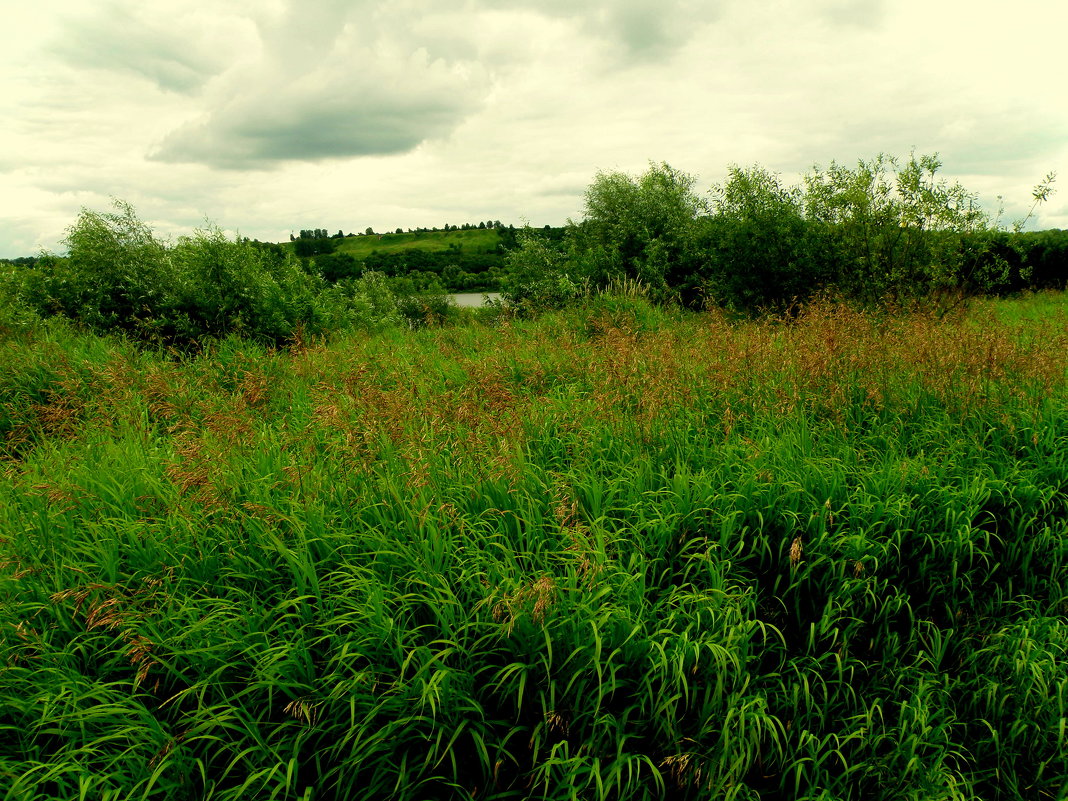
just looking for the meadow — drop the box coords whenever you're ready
[1,290,1067,800]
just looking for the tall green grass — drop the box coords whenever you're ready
[2,293,1067,799]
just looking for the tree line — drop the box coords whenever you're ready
[1,152,1063,345]
[504,155,1064,314]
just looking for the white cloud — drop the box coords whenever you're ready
[51,1,245,93]
[1,0,1065,257]
[150,2,492,168]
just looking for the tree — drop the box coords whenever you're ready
[696,164,828,310]
[803,152,988,301]
[569,162,705,295]
[50,199,171,331]
[503,227,583,314]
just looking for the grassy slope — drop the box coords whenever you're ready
[1,294,1067,800]
[284,228,504,258]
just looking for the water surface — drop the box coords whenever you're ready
[450,292,502,308]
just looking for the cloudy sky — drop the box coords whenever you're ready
[2,0,1065,257]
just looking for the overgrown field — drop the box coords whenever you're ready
[1,293,1067,800]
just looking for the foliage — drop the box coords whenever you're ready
[168,225,326,343]
[0,262,42,336]
[318,271,401,333]
[21,200,172,333]
[9,200,401,347]
[568,162,705,295]
[502,227,585,315]
[694,165,832,310]
[293,236,337,258]
[802,153,989,301]
[396,291,459,329]
[1,294,1067,799]
[314,250,361,283]
[1013,228,1068,289]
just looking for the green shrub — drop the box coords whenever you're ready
[14,200,400,347]
[20,201,171,335]
[320,271,401,333]
[396,292,458,329]
[695,164,832,311]
[803,153,989,302]
[502,228,585,315]
[0,262,42,338]
[169,225,326,344]
[568,162,705,296]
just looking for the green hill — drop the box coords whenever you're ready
[281,226,554,292]
[334,228,505,256]
[281,227,507,258]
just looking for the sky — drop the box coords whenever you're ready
[2,0,1065,258]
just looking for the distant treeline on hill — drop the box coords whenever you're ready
[290,221,509,255]
[284,223,566,292]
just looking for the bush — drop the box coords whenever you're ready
[315,251,360,282]
[803,153,989,302]
[320,271,401,333]
[0,262,42,338]
[169,226,326,344]
[20,201,171,334]
[502,229,585,315]
[568,162,704,296]
[13,200,384,347]
[396,292,458,329]
[694,165,832,311]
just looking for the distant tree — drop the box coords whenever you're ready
[294,236,337,258]
[315,251,359,283]
[365,227,375,236]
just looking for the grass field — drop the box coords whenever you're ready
[286,228,504,258]
[1,292,1067,800]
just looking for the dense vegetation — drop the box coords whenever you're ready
[1,291,1067,799]
[503,156,1065,314]
[1,153,1067,799]
[290,227,512,292]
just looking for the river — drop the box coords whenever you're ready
[450,292,503,308]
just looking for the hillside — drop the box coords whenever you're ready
[281,226,566,292]
[283,227,508,257]
[337,227,505,255]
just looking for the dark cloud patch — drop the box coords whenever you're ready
[816,0,887,29]
[602,0,723,60]
[152,92,475,169]
[146,1,488,169]
[478,0,719,60]
[52,3,231,93]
